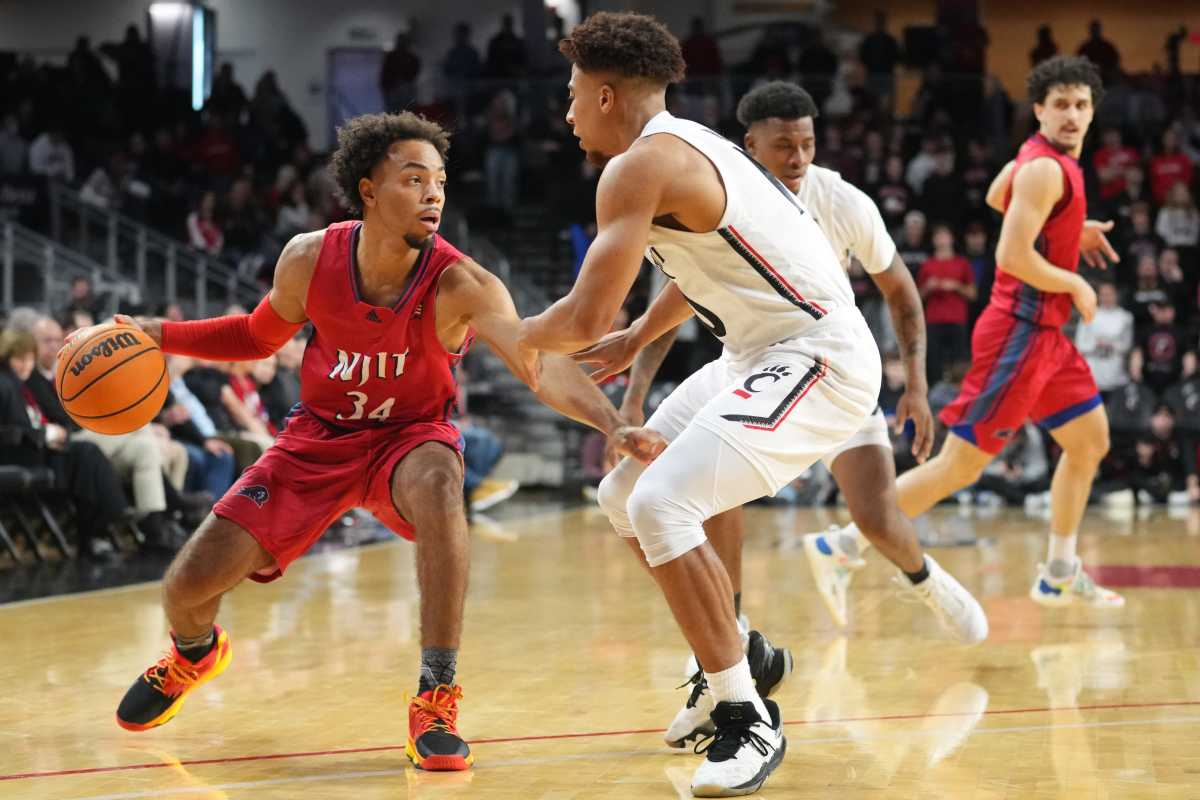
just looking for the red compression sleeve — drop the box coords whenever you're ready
[160,295,304,361]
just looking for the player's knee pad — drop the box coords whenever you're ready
[596,460,641,537]
[626,475,707,568]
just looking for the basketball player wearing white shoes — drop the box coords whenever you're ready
[601,82,988,654]
[520,13,891,796]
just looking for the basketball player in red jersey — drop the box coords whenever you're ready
[99,112,666,770]
[834,56,1125,608]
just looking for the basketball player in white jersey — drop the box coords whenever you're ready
[518,14,874,796]
[579,81,989,749]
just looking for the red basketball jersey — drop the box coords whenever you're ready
[298,221,471,429]
[990,133,1087,328]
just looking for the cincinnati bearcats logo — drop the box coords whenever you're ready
[734,364,793,397]
[723,360,827,432]
[236,485,270,507]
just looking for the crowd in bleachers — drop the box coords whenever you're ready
[1,11,1200,565]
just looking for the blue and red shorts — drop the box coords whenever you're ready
[939,307,1101,455]
[213,407,463,582]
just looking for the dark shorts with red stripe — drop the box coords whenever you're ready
[939,306,1101,455]
[212,407,463,582]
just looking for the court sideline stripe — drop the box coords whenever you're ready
[5,698,1199,783]
[59,716,1200,800]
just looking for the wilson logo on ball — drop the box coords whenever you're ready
[68,331,141,377]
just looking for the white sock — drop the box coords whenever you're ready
[1047,533,1077,578]
[706,657,768,720]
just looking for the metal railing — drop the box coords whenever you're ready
[48,184,261,317]
[1,221,139,315]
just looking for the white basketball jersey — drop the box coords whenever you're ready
[638,112,854,360]
[795,164,897,276]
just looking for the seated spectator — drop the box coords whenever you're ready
[874,155,913,231]
[1106,165,1150,223]
[187,191,224,255]
[274,181,310,240]
[59,276,105,322]
[221,177,268,266]
[25,314,188,546]
[0,114,29,175]
[962,221,994,325]
[162,355,236,498]
[1149,127,1194,206]
[224,359,277,447]
[975,423,1049,506]
[1118,202,1164,277]
[259,333,303,430]
[919,149,964,228]
[1155,183,1200,250]
[895,209,930,275]
[1130,406,1185,504]
[918,225,975,386]
[1129,253,1169,324]
[28,126,75,182]
[0,329,128,557]
[1158,248,1188,310]
[1092,127,1139,202]
[1075,281,1134,396]
[1131,300,1192,396]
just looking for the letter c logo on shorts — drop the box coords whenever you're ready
[742,364,793,394]
[236,485,270,507]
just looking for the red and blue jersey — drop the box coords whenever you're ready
[990,133,1087,329]
[298,221,471,429]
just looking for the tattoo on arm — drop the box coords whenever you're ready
[626,328,680,405]
[892,301,928,387]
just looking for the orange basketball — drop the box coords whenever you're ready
[55,323,169,435]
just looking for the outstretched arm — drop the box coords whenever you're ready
[519,149,666,355]
[442,260,666,462]
[103,232,317,358]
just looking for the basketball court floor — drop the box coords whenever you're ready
[2,502,1198,798]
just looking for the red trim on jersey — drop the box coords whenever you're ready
[727,225,828,315]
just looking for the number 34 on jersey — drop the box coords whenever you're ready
[327,348,409,421]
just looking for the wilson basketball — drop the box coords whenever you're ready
[55,323,169,435]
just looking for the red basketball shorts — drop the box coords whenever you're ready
[939,307,1101,455]
[213,408,463,582]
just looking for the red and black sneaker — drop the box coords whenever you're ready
[116,625,233,731]
[406,684,474,771]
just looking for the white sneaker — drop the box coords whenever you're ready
[666,672,716,749]
[897,556,988,644]
[670,630,791,749]
[684,614,748,678]
[802,529,865,627]
[1030,560,1124,608]
[691,699,786,797]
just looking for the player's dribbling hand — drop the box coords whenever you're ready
[1080,220,1119,270]
[1070,277,1097,324]
[894,390,934,463]
[571,328,642,382]
[610,425,668,465]
[603,403,647,471]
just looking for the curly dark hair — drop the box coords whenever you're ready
[329,112,451,216]
[1027,55,1104,106]
[558,12,685,86]
[736,81,820,127]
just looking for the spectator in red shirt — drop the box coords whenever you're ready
[919,224,977,385]
[1149,128,1194,205]
[1092,127,1140,200]
[193,115,239,177]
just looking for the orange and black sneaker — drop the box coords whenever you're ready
[116,625,233,731]
[406,684,474,771]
